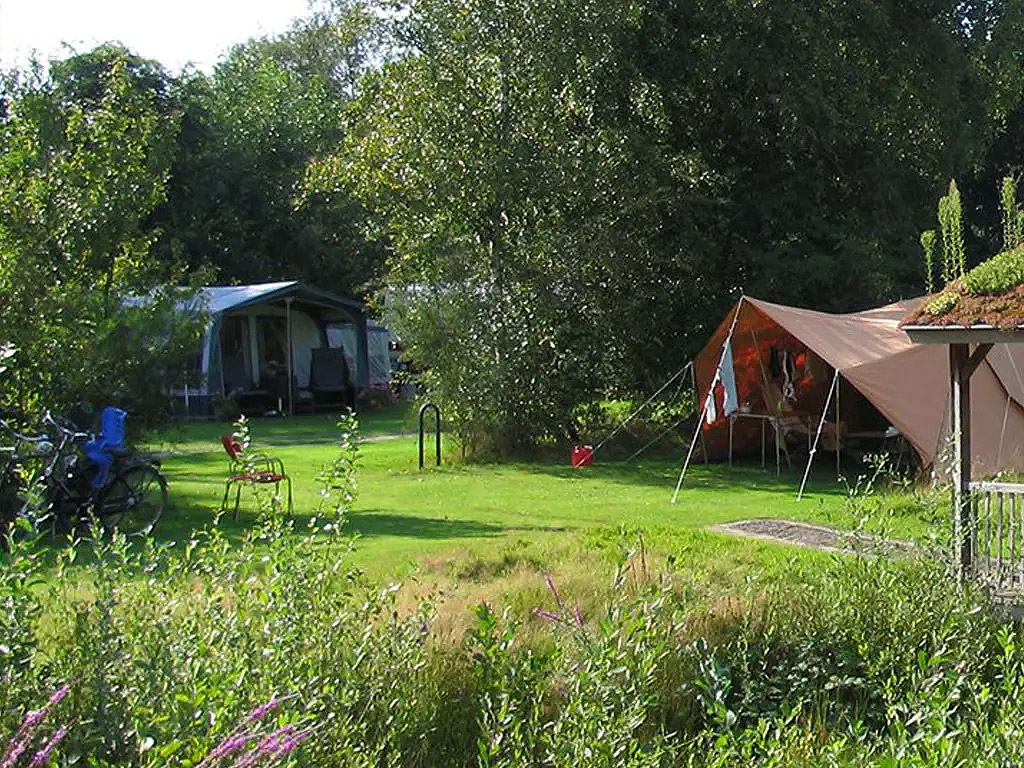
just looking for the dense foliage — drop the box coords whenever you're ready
[7,1,1024,441]
[330,0,1024,450]
[0,60,201,423]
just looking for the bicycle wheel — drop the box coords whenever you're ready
[98,464,167,537]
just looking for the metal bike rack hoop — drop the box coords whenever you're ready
[418,402,441,469]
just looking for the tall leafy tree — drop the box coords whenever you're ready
[150,16,385,297]
[335,0,1024,450]
[0,59,200,422]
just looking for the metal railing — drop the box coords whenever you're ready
[970,481,1024,590]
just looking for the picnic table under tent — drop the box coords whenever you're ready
[673,295,1024,499]
[174,281,380,418]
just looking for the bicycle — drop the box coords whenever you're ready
[0,407,167,540]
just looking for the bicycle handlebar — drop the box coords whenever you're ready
[0,410,92,445]
[0,413,48,443]
[42,411,91,442]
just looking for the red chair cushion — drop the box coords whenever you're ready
[221,435,243,459]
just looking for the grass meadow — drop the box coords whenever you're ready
[148,405,939,578]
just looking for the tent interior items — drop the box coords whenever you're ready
[176,281,389,418]
[680,296,1024,492]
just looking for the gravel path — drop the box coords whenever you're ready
[712,518,915,556]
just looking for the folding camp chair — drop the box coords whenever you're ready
[220,435,293,519]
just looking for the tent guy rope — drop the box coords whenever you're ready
[591,361,693,457]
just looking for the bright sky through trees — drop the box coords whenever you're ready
[0,0,310,72]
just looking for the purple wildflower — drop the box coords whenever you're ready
[544,574,565,612]
[231,725,297,768]
[196,732,258,768]
[533,608,561,623]
[274,727,311,756]
[2,686,70,768]
[243,699,280,726]
[27,726,67,768]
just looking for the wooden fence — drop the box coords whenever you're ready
[970,481,1024,590]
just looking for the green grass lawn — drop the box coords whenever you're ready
[146,404,941,585]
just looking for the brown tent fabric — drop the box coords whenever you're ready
[695,296,1024,475]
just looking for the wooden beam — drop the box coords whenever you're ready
[950,343,973,575]
[905,326,1024,344]
[964,343,994,378]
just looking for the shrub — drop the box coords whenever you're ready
[962,246,1024,296]
[355,383,397,411]
[4,445,1024,767]
[925,291,959,316]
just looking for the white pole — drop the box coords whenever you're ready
[691,361,709,466]
[671,297,745,503]
[835,373,841,478]
[672,392,711,504]
[997,394,1010,469]
[184,366,190,419]
[798,368,840,501]
[286,298,294,416]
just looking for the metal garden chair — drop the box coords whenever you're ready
[220,435,293,519]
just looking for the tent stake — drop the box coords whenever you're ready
[798,368,840,501]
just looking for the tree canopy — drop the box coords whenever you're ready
[4,0,1024,444]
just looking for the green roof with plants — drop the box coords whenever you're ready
[903,177,1024,328]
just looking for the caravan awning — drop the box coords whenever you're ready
[197,281,364,315]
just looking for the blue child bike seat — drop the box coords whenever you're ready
[84,406,127,489]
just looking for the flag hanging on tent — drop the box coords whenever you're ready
[704,340,739,425]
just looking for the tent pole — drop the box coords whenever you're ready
[997,394,1010,471]
[798,368,840,501]
[184,366,190,420]
[286,298,294,416]
[218,335,226,399]
[671,296,745,503]
[835,373,841,479]
[774,419,780,476]
[690,361,709,466]
[728,415,734,467]
[672,396,710,504]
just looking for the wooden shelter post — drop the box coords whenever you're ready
[949,342,994,575]
[950,343,971,574]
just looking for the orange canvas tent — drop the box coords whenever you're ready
[690,296,1024,479]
